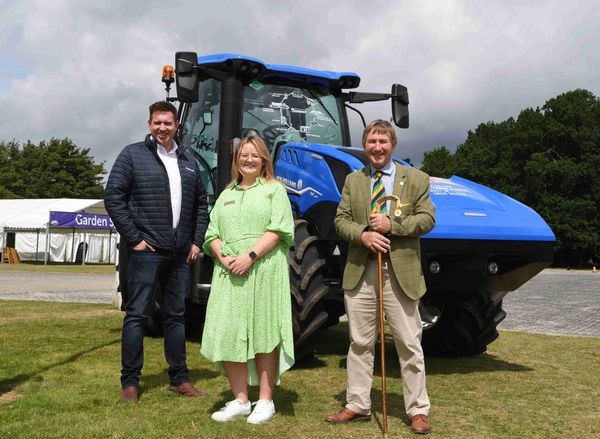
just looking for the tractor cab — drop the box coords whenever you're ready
[166,52,408,203]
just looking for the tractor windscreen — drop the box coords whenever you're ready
[241,83,344,155]
[180,79,345,203]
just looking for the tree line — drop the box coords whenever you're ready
[421,89,600,268]
[0,138,105,199]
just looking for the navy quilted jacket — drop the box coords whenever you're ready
[105,134,209,252]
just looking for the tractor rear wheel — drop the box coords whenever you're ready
[420,291,506,356]
[290,219,330,361]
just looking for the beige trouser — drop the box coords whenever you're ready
[344,259,430,418]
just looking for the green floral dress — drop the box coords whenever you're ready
[201,178,295,385]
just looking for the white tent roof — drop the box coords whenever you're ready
[0,198,106,231]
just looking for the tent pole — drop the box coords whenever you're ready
[35,229,40,262]
[82,230,86,266]
[71,229,76,263]
[1,229,5,264]
[44,223,50,265]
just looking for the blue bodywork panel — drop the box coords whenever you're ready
[424,176,554,241]
[197,53,360,88]
[275,142,555,243]
[275,142,350,209]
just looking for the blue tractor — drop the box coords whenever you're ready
[120,52,555,358]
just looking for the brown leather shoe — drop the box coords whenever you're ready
[411,414,432,434]
[168,382,207,397]
[325,407,371,423]
[121,386,139,403]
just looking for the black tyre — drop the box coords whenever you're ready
[290,219,330,360]
[184,299,207,339]
[420,291,506,356]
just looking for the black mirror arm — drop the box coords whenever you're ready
[346,92,392,104]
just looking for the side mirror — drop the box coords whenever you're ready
[175,52,199,103]
[391,84,409,129]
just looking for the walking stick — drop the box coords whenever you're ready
[374,195,408,439]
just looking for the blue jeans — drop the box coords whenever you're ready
[121,248,190,388]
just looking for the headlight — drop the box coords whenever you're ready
[428,261,441,274]
[487,261,499,275]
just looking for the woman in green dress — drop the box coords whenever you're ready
[201,135,295,424]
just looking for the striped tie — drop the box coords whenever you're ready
[371,170,387,214]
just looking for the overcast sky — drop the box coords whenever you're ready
[1,0,599,173]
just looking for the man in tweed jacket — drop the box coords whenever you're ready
[325,120,436,435]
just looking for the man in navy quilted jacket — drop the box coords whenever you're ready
[105,101,209,402]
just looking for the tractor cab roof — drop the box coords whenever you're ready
[197,53,361,89]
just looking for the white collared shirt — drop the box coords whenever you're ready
[156,140,182,229]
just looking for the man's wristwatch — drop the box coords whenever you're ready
[248,251,258,261]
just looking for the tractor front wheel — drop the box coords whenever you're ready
[420,291,506,356]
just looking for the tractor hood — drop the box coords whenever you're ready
[425,176,555,242]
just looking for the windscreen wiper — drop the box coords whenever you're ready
[306,87,338,126]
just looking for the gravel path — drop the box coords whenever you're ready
[499,269,600,337]
[0,271,115,304]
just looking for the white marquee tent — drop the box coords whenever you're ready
[0,198,117,264]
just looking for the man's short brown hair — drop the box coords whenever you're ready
[362,119,397,147]
[148,101,178,120]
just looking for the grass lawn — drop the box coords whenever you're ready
[0,300,598,439]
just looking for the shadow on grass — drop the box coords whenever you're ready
[292,355,328,370]
[140,367,221,394]
[291,322,350,370]
[312,322,532,376]
[314,323,350,357]
[0,338,120,394]
[335,346,533,376]
[330,388,410,424]
[425,353,533,375]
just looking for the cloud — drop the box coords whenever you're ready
[0,0,599,172]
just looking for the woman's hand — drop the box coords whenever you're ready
[228,253,254,276]
[217,254,234,271]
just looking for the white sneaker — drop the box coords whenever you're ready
[247,399,276,424]
[211,399,251,422]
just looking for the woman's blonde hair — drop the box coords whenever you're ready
[230,135,276,184]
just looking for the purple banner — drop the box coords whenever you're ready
[49,211,115,229]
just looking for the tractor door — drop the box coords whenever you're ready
[179,77,220,205]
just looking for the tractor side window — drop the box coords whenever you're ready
[242,83,344,155]
[180,78,220,205]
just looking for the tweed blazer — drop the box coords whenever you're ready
[334,163,435,300]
